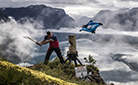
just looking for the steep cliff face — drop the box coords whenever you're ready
[0,5,75,29]
[93,8,138,31]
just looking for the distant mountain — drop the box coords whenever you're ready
[93,8,138,31]
[0,5,76,29]
[0,10,9,22]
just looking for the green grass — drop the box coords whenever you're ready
[30,58,105,85]
[0,58,77,85]
[0,58,106,85]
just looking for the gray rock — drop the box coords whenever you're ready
[0,5,76,29]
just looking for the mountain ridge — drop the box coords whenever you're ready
[0,4,76,29]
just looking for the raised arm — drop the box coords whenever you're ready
[39,39,51,45]
[36,38,53,46]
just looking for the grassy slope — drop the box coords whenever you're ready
[30,59,105,85]
[0,58,77,85]
[0,58,105,85]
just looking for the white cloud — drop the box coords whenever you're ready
[0,17,45,62]
[1,0,138,17]
[64,6,102,17]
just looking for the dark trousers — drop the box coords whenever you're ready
[44,47,65,64]
[65,54,83,67]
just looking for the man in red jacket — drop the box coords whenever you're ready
[36,31,65,65]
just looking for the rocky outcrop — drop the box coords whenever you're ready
[0,5,75,29]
